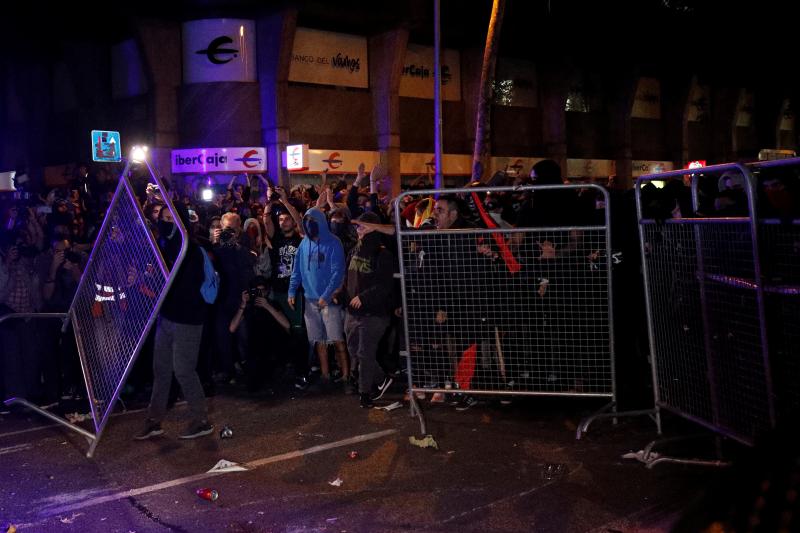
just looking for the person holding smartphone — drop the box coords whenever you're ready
[229,276,290,393]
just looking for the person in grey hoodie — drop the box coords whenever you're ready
[288,208,348,387]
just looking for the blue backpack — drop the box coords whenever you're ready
[199,247,220,304]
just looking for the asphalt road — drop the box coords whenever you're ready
[0,387,723,533]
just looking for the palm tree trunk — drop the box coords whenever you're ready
[471,0,506,183]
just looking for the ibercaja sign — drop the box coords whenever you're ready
[171,147,267,173]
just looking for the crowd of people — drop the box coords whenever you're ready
[1,158,796,438]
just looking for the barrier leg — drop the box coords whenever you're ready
[408,389,427,436]
[576,403,660,440]
[4,397,97,445]
[625,433,732,469]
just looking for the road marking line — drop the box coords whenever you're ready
[38,429,397,518]
[0,443,32,455]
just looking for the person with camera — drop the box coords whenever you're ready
[38,236,85,402]
[212,212,256,384]
[0,234,43,403]
[228,276,290,394]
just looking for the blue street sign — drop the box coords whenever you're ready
[91,130,122,163]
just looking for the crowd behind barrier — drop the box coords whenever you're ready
[0,159,797,442]
[635,162,800,448]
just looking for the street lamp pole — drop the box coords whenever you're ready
[433,0,444,189]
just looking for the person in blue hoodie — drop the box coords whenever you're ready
[288,207,348,387]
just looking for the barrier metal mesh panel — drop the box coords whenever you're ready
[760,220,800,417]
[641,219,772,444]
[71,180,169,433]
[400,222,612,396]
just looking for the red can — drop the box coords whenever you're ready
[196,488,219,501]
[348,450,359,459]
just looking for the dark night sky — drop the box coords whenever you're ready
[4,0,799,85]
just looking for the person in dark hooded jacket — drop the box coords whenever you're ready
[136,203,213,441]
[337,212,395,407]
[288,207,348,387]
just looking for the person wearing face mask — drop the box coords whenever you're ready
[328,207,358,258]
[288,207,348,389]
[136,204,214,441]
[336,212,395,408]
[212,212,256,384]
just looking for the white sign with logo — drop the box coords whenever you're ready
[286,144,310,171]
[399,44,461,101]
[289,28,368,89]
[631,160,674,177]
[171,147,267,174]
[183,19,256,84]
[302,149,380,174]
[688,81,710,122]
[288,149,472,176]
[631,77,661,119]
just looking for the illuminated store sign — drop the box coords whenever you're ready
[399,44,461,101]
[183,19,257,83]
[171,147,266,173]
[286,144,310,171]
[289,28,368,88]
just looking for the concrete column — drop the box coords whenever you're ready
[369,28,408,197]
[663,73,693,169]
[135,20,181,150]
[257,8,297,189]
[754,88,784,151]
[606,69,637,189]
[539,63,568,174]
[710,87,739,163]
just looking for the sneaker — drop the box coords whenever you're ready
[359,393,374,408]
[344,376,358,395]
[372,376,394,401]
[294,376,310,390]
[455,396,480,411]
[178,420,214,440]
[134,419,164,440]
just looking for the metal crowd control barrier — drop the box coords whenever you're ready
[634,163,774,448]
[746,158,800,422]
[3,157,187,457]
[394,185,618,436]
